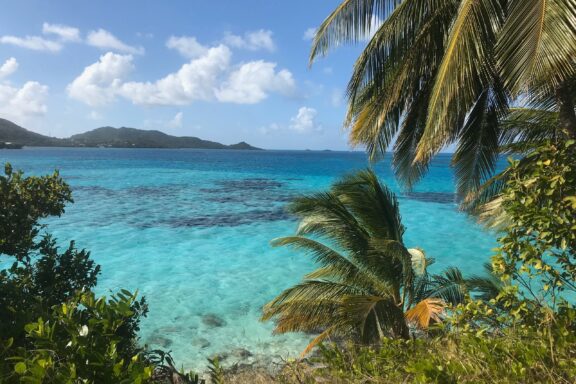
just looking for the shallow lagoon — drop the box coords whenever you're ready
[0,148,497,370]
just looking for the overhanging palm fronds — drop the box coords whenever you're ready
[310,0,576,199]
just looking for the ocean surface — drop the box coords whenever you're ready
[0,147,498,370]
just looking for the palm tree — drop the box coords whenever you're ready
[261,170,468,354]
[309,0,576,200]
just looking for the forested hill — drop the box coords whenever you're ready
[0,119,261,150]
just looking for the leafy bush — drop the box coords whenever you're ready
[493,140,576,305]
[1,291,155,383]
[0,164,162,382]
[313,321,576,384]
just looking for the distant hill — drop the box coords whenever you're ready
[0,118,67,146]
[0,119,261,150]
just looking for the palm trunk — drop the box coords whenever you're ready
[556,83,576,139]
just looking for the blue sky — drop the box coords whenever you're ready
[0,0,371,150]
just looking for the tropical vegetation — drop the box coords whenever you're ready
[258,141,576,383]
[262,170,491,353]
[0,164,204,383]
[309,0,576,203]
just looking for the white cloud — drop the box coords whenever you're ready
[42,23,81,42]
[69,37,295,107]
[168,111,183,128]
[0,35,62,52]
[0,81,49,123]
[223,30,275,52]
[166,36,207,59]
[119,45,231,105]
[0,58,18,79]
[86,29,144,54]
[303,27,316,41]
[67,52,134,106]
[216,60,295,104]
[290,107,321,133]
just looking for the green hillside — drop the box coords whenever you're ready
[0,118,67,146]
[0,119,261,150]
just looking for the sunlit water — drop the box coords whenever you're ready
[0,148,498,370]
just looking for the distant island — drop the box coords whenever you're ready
[0,118,261,150]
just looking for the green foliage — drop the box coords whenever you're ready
[314,320,576,384]
[0,235,101,346]
[0,291,155,383]
[0,163,72,260]
[493,140,576,305]
[310,0,576,198]
[0,164,164,383]
[262,170,469,353]
[207,357,225,384]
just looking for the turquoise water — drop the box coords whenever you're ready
[0,148,497,370]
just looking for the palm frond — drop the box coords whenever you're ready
[391,80,432,189]
[405,298,445,329]
[452,85,508,200]
[497,0,576,95]
[333,169,405,241]
[467,262,504,301]
[289,192,370,256]
[499,108,560,154]
[429,267,469,305]
[416,0,505,163]
[310,0,401,63]
[347,2,457,161]
[272,236,362,281]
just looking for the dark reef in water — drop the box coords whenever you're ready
[402,191,456,204]
[163,208,291,228]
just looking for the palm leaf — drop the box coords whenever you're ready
[405,298,445,329]
[452,85,507,199]
[310,0,400,63]
[467,262,504,301]
[497,0,576,95]
[416,0,504,163]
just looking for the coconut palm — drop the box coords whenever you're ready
[261,170,468,354]
[309,0,576,199]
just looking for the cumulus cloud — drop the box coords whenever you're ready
[0,56,48,123]
[86,29,144,54]
[303,27,316,41]
[69,35,295,107]
[223,30,275,52]
[0,58,18,79]
[166,36,208,59]
[0,81,49,123]
[42,23,81,42]
[119,45,231,105]
[0,35,62,52]
[216,60,295,104]
[67,52,134,106]
[290,107,321,133]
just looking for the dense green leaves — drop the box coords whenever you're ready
[493,140,576,305]
[0,163,72,260]
[0,164,169,383]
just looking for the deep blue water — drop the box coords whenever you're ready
[0,147,497,370]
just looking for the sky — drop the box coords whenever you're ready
[0,0,372,150]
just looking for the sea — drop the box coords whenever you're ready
[0,147,498,371]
